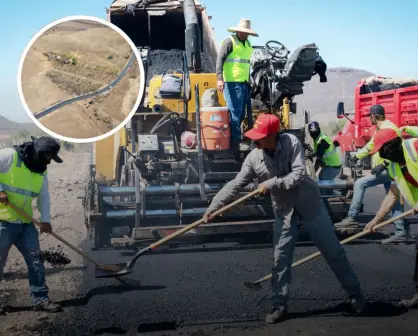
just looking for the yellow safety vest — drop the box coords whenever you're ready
[357,120,401,168]
[222,35,253,83]
[387,139,418,206]
[314,133,342,167]
[0,151,45,223]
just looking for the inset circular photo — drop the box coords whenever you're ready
[18,16,145,143]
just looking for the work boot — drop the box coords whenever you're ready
[265,307,288,324]
[334,217,359,228]
[381,233,415,245]
[343,293,366,316]
[33,300,62,313]
[398,293,418,309]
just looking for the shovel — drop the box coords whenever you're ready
[243,208,415,290]
[7,202,122,274]
[94,188,263,278]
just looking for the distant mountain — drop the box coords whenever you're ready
[294,67,374,126]
[0,115,37,135]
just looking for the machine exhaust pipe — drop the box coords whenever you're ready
[183,0,202,72]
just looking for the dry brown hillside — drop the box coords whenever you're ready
[294,67,374,126]
[20,19,140,139]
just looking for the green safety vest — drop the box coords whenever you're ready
[0,151,45,223]
[222,35,253,83]
[357,120,400,168]
[387,139,418,206]
[314,133,341,167]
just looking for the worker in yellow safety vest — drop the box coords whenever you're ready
[308,121,342,181]
[216,18,258,152]
[335,104,413,245]
[364,128,418,308]
[0,136,63,313]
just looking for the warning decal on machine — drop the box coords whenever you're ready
[210,114,223,122]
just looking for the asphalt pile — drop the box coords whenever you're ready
[147,49,214,83]
[30,245,72,268]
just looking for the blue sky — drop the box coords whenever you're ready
[1,0,417,123]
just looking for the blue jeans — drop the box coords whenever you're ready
[223,82,249,143]
[0,222,49,305]
[348,170,409,236]
[319,166,341,180]
[271,207,361,308]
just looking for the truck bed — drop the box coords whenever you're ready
[354,80,418,147]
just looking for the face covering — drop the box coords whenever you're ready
[13,140,50,174]
[379,138,404,163]
[309,131,320,140]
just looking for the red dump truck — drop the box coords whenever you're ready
[333,76,418,168]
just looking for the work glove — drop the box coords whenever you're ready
[371,163,388,176]
[348,156,359,166]
[39,222,52,234]
[314,159,325,171]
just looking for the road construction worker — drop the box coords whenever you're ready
[0,136,63,313]
[216,18,258,152]
[307,121,342,180]
[363,128,418,308]
[203,113,365,324]
[335,104,413,244]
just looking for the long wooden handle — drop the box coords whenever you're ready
[150,188,262,249]
[7,202,101,267]
[253,208,415,285]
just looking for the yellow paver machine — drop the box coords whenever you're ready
[83,0,355,249]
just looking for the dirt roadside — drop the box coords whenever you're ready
[0,148,91,336]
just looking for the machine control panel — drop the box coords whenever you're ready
[137,134,159,153]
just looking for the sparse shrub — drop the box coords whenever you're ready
[61,140,75,151]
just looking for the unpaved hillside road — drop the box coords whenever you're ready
[35,52,137,119]
[0,149,91,335]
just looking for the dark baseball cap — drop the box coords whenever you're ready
[370,104,385,116]
[31,136,63,163]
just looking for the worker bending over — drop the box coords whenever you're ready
[336,104,412,244]
[216,18,257,152]
[204,114,365,324]
[308,121,342,180]
[364,128,418,308]
[0,136,63,313]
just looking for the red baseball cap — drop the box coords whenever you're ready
[369,128,400,155]
[244,114,280,140]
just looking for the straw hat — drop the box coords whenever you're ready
[228,18,258,37]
